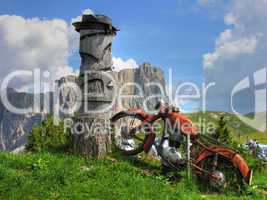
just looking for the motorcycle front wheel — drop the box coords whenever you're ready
[111,111,148,156]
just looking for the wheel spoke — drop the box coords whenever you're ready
[112,114,146,155]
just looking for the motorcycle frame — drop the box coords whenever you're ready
[124,108,253,185]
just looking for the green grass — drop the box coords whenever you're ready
[0,111,266,199]
[0,151,266,200]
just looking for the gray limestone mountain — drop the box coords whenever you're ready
[117,62,166,111]
[0,89,53,151]
[0,63,166,151]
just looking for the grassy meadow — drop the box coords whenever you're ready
[0,111,266,199]
[0,151,266,200]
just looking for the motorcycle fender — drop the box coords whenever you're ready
[232,154,253,185]
[195,147,252,185]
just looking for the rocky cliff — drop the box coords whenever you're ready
[0,63,166,151]
[117,62,166,111]
[0,89,52,151]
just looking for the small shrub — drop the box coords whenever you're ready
[26,115,70,152]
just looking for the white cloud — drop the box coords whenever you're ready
[224,13,238,26]
[83,9,94,15]
[72,8,95,23]
[71,16,82,24]
[112,57,139,72]
[203,0,267,114]
[0,10,138,93]
[0,15,79,92]
[216,29,233,46]
[204,36,259,69]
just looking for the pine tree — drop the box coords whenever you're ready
[215,116,233,145]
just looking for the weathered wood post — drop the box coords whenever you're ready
[72,14,119,158]
[187,134,192,185]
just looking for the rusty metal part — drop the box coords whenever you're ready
[111,107,252,186]
[194,139,252,185]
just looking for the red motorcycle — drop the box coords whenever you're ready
[111,102,253,192]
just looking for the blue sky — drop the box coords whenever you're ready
[0,0,226,85]
[1,0,264,116]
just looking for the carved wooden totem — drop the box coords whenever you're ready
[72,14,118,158]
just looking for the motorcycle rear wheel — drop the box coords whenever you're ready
[198,155,244,193]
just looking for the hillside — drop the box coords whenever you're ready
[187,111,267,144]
[0,151,266,200]
[0,111,266,199]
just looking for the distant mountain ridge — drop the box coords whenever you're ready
[0,90,51,150]
[2,63,263,151]
[0,63,166,151]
